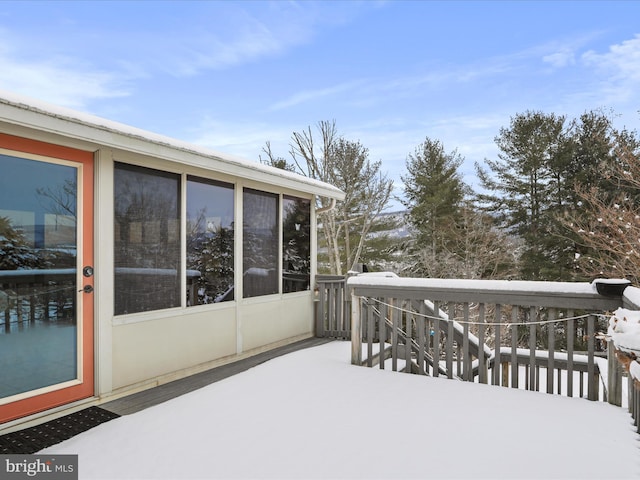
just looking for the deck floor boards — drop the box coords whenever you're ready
[101,337,333,416]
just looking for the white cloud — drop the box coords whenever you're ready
[148,3,329,77]
[165,21,294,77]
[0,57,130,109]
[268,80,366,111]
[580,34,640,105]
[582,34,640,81]
[543,49,576,68]
[186,116,295,162]
[0,28,130,109]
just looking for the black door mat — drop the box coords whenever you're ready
[0,406,120,454]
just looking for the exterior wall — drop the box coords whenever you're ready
[94,147,318,397]
[0,102,337,426]
[240,293,314,352]
[111,305,237,390]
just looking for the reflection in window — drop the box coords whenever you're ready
[243,189,278,298]
[186,177,234,305]
[282,196,310,292]
[0,154,77,269]
[114,163,180,315]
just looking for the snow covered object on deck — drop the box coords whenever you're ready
[609,307,640,381]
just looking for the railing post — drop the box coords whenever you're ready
[607,340,622,407]
[351,290,362,366]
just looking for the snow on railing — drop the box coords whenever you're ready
[347,275,626,402]
[608,288,640,433]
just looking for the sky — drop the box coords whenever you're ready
[44,341,639,479]
[1,1,639,210]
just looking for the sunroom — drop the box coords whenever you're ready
[0,92,344,427]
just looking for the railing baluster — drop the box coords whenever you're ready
[493,304,501,386]
[327,284,336,336]
[350,291,362,366]
[391,298,398,372]
[379,299,386,370]
[567,309,574,397]
[587,314,596,401]
[511,306,518,389]
[367,299,374,367]
[317,281,326,337]
[417,301,426,375]
[404,300,412,373]
[608,340,623,406]
[344,284,352,338]
[629,374,633,415]
[447,303,454,379]
[478,303,486,384]
[463,302,471,381]
[337,282,343,335]
[557,367,562,395]
[433,300,440,378]
[529,307,537,391]
[547,308,556,394]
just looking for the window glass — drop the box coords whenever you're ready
[0,154,78,397]
[186,177,234,305]
[282,196,311,292]
[243,189,278,298]
[114,163,180,315]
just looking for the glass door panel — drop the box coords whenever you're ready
[0,154,80,400]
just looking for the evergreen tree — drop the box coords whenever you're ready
[0,216,41,270]
[476,111,571,280]
[355,212,405,272]
[401,137,466,276]
[187,214,234,303]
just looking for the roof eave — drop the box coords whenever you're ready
[0,92,345,201]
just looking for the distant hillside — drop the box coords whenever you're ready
[370,210,411,239]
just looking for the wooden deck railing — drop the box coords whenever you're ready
[345,275,626,402]
[315,275,350,339]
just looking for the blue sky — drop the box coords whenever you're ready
[1,1,639,210]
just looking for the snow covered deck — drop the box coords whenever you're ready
[43,341,639,479]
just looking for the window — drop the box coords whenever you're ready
[282,196,311,292]
[114,163,180,315]
[186,177,234,305]
[243,188,278,298]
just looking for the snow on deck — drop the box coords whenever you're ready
[43,342,638,479]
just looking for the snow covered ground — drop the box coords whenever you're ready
[44,341,639,479]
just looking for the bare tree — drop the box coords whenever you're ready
[259,141,296,172]
[264,120,393,274]
[567,132,640,283]
[404,203,519,279]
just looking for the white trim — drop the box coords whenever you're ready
[94,148,114,396]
